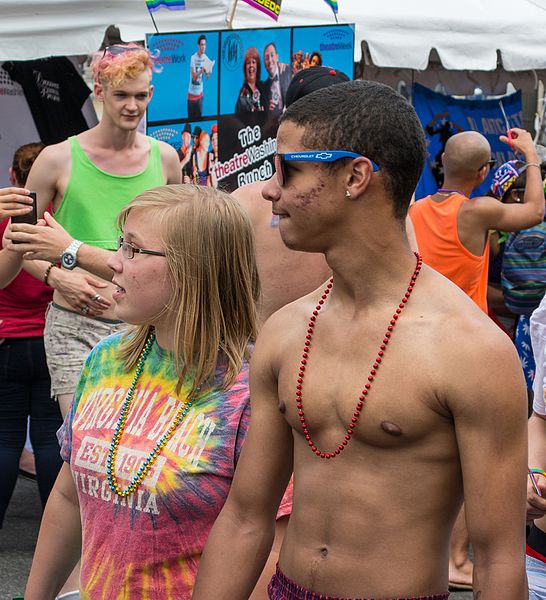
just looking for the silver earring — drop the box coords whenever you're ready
[345,190,351,198]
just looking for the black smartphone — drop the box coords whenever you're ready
[12,192,37,244]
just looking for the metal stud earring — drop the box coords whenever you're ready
[345,190,351,198]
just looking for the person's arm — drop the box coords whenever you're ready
[2,218,111,311]
[527,412,546,521]
[5,211,115,281]
[473,129,544,233]
[25,463,82,599]
[448,324,527,599]
[193,317,294,599]
[159,141,183,184]
[0,248,23,287]
[190,55,199,83]
[25,142,67,218]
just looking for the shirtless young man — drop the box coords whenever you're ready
[193,81,528,599]
[6,44,180,416]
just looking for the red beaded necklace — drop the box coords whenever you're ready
[296,252,422,459]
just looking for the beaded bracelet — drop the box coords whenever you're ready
[43,262,56,286]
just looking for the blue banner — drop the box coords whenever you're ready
[147,24,354,191]
[413,83,523,199]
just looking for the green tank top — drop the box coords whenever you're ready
[55,136,164,250]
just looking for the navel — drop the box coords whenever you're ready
[380,420,403,436]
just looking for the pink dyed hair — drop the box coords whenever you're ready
[91,43,158,87]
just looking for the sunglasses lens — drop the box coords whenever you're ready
[274,155,284,186]
[104,45,142,57]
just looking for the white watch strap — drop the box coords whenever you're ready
[62,239,83,258]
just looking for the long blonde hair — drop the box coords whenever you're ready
[118,184,260,396]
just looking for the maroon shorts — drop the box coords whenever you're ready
[267,565,450,600]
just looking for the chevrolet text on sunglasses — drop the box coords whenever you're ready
[274,150,380,187]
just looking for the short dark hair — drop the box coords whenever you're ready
[281,80,426,220]
[264,42,277,54]
[198,35,206,44]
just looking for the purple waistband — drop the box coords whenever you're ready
[267,565,449,600]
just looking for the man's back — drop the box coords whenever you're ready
[232,180,331,323]
[410,193,490,311]
[410,129,544,313]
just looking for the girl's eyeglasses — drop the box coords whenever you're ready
[118,236,166,259]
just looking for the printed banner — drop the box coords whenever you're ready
[241,0,283,21]
[413,83,523,199]
[145,0,186,12]
[147,24,354,191]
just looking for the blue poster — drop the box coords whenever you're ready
[147,24,354,191]
[292,25,353,79]
[219,28,291,116]
[413,83,523,199]
[147,32,220,122]
[148,120,219,186]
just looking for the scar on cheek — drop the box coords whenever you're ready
[278,399,286,414]
[295,180,326,207]
[380,421,403,436]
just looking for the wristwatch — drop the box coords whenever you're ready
[60,240,83,270]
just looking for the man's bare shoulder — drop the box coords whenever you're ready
[155,137,179,160]
[418,267,524,407]
[419,265,509,341]
[258,287,323,351]
[26,141,71,190]
[231,181,267,221]
[459,193,502,223]
[34,140,71,168]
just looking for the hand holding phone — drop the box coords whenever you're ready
[12,192,37,244]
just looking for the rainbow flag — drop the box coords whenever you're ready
[145,0,185,12]
[324,0,338,14]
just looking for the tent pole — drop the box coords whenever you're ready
[226,0,239,29]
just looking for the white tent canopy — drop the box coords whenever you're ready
[1,0,546,72]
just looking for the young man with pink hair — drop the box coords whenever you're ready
[7,44,181,417]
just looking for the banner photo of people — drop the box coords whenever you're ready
[413,83,523,199]
[146,24,354,190]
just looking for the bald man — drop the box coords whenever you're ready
[410,128,543,591]
[410,128,543,314]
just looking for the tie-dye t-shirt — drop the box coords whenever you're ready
[58,332,250,599]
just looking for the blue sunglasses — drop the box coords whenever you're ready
[274,150,380,186]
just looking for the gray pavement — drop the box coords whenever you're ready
[0,476,473,600]
[0,477,40,600]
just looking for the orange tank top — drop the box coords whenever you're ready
[409,193,490,313]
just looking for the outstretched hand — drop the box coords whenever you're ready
[0,187,35,221]
[5,211,73,262]
[500,128,538,159]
